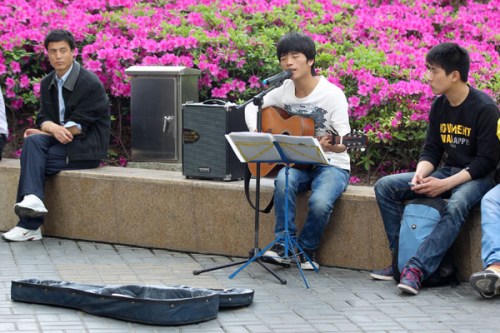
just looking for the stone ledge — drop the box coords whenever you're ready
[0,158,481,281]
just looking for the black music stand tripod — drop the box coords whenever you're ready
[193,84,288,285]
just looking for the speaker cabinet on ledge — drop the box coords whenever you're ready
[182,101,247,181]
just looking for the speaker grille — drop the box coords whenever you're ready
[182,103,246,180]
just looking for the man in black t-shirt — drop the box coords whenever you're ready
[369,43,500,295]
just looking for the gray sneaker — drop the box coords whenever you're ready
[470,269,500,298]
[369,265,395,281]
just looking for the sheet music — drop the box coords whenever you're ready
[225,132,281,163]
[273,134,329,165]
[226,132,329,165]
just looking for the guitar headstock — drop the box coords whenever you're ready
[342,130,367,151]
[329,130,367,151]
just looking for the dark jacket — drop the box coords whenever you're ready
[36,61,110,161]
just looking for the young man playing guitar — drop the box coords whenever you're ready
[245,32,351,270]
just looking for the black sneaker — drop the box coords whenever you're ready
[299,249,319,270]
[262,243,291,265]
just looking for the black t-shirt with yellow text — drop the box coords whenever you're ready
[420,86,500,180]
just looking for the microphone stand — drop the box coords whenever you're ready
[193,82,287,284]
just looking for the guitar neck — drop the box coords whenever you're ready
[330,131,367,150]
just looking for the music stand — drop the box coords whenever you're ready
[193,84,288,285]
[225,133,329,288]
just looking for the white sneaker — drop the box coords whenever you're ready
[14,194,48,218]
[2,226,42,242]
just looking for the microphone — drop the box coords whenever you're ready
[262,70,292,85]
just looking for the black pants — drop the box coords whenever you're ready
[16,134,100,230]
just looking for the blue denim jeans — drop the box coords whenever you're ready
[481,184,500,268]
[374,167,494,278]
[273,165,349,251]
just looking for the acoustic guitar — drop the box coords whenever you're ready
[247,106,315,177]
[248,106,367,177]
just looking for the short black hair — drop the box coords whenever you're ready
[44,30,76,51]
[425,42,470,82]
[276,32,316,75]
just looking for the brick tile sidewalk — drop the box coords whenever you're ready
[0,237,498,332]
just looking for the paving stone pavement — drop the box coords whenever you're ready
[0,237,498,333]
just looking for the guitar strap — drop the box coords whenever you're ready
[244,165,274,213]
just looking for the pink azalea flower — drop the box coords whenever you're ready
[391,118,400,128]
[5,77,16,89]
[33,83,41,98]
[348,96,360,108]
[9,61,21,73]
[212,83,232,99]
[5,88,16,98]
[187,12,205,27]
[119,156,128,167]
[84,59,102,72]
[19,75,31,89]
[231,79,246,92]
[248,75,261,89]
[350,176,361,184]
[11,98,24,110]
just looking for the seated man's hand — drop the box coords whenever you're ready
[66,125,82,136]
[52,126,74,144]
[412,176,450,198]
[24,128,50,138]
[40,122,74,144]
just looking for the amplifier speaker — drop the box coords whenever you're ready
[182,101,247,181]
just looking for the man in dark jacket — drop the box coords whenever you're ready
[2,29,110,242]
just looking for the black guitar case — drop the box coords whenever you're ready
[11,279,254,326]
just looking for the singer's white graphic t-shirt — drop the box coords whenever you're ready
[244,76,350,170]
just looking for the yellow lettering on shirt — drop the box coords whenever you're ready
[440,122,471,145]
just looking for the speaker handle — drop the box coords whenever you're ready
[202,99,227,105]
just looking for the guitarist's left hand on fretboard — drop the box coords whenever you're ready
[318,135,347,153]
[323,129,367,152]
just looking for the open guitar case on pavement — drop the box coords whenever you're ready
[11,279,254,326]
